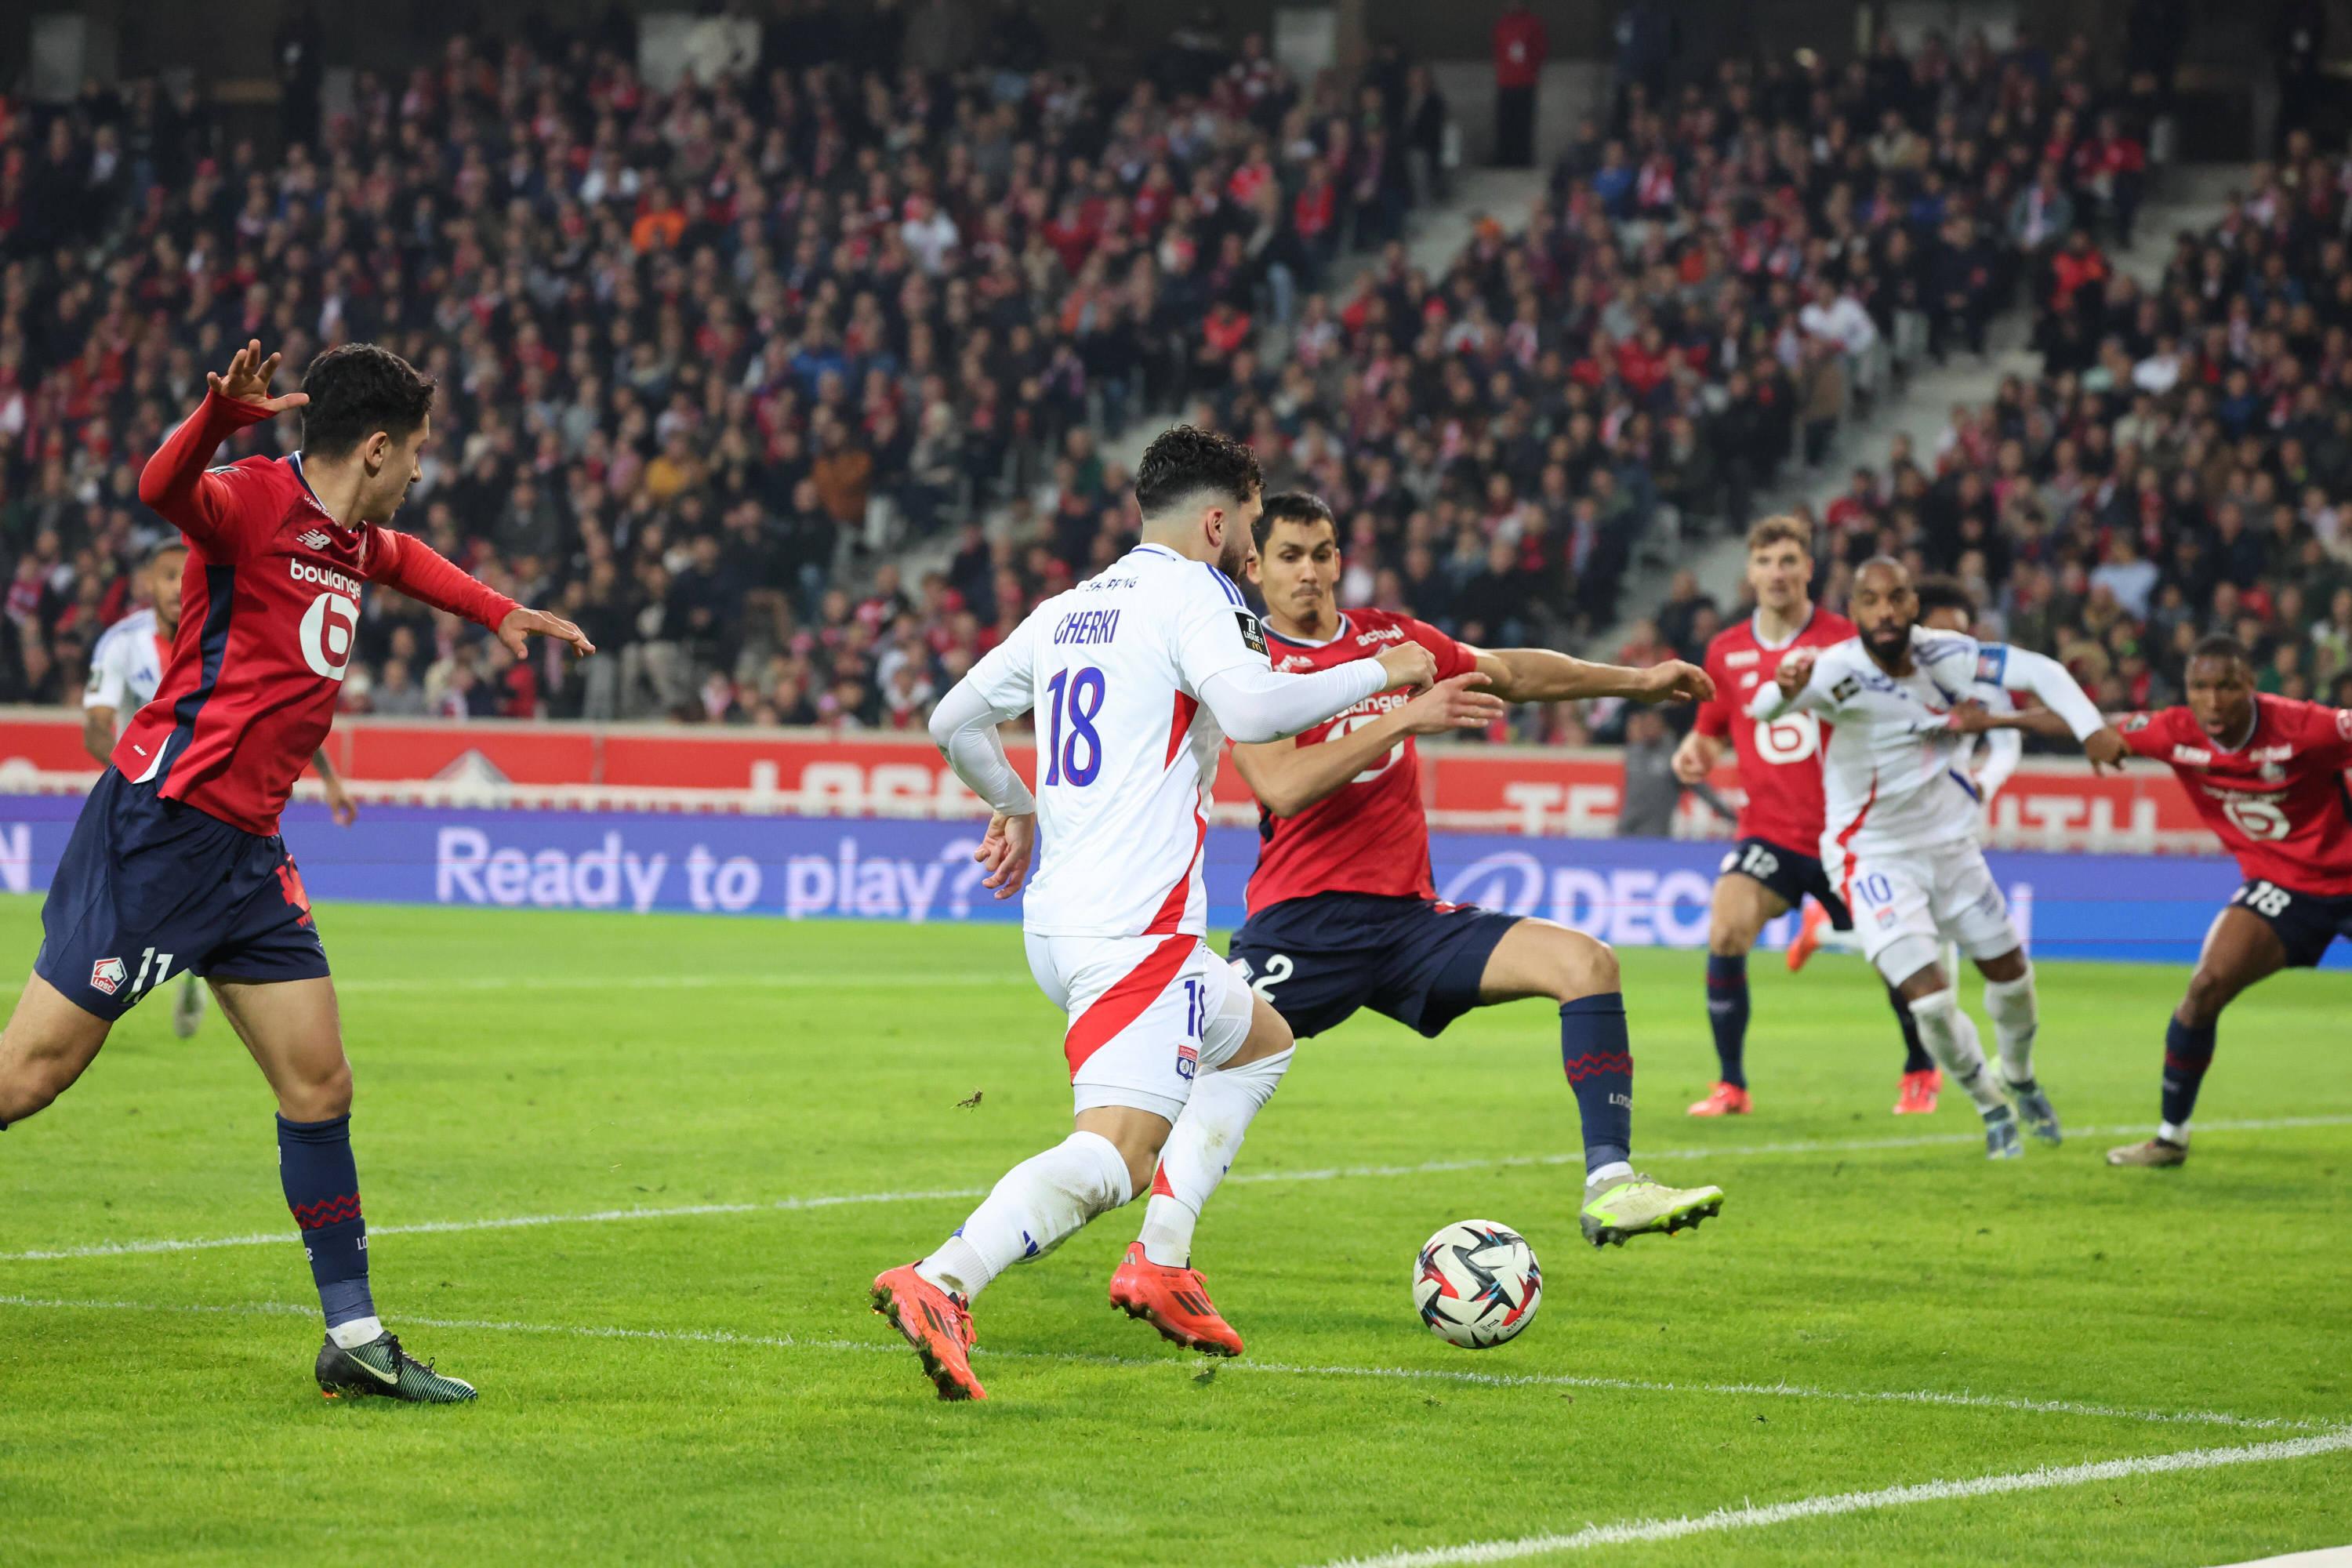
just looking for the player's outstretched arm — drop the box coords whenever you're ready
[138,341,305,543]
[1232,671,1505,818]
[1748,648,1825,720]
[367,529,593,659]
[1465,646,1714,707]
[1983,644,2126,770]
[1196,642,1434,745]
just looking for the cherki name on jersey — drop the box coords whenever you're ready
[1051,608,1122,645]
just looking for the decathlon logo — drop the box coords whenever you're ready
[1439,851,1547,916]
[299,590,359,681]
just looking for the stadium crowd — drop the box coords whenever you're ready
[13,17,2336,753]
[0,9,1443,727]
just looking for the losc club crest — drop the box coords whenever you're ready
[89,956,127,996]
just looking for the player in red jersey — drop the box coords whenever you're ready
[2104,635,2352,1168]
[0,341,593,1401]
[1103,493,1722,1359]
[1669,517,1935,1117]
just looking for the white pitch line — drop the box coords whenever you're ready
[330,972,1013,993]
[1309,1428,2352,1567]
[0,1294,2325,1435]
[5,1114,2348,1265]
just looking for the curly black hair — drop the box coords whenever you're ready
[299,343,437,458]
[1913,575,1976,622]
[1134,424,1261,520]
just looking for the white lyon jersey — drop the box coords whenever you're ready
[84,608,169,724]
[1751,629,2049,868]
[960,543,1270,938]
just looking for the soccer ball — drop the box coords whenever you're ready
[1413,1219,1541,1348]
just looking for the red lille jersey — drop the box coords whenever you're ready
[1692,607,1857,853]
[2118,696,2352,895]
[1244,608,1479,914]
[118,390,517,836]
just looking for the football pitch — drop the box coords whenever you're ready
[1,895,2347,1566]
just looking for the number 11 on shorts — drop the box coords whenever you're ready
[129,946,175,1001]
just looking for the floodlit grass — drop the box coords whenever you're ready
[2,898,2346,1565]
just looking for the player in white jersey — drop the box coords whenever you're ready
[82,543,358,1040]
[1784,578,2021,1112]
[1751,559,2128,1158]
[869,427,1455,1400]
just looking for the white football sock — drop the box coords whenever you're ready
[1907,989,2006,1114]
[917,1131,1132,1301]
[1813,923,1865,956]
[1137,1047,1293,1267]
[1981,967,2039,1086]
[328,1315,385,1349]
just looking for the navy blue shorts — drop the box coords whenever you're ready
[1227,892,1522,1040]
[37,768,328,1021]
[2229,878,2352,968]
[1719,835,1853,930]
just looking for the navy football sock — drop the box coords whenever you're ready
[1704,953,1749,1088]
[1561,993,1633,1174]
[278,1113,375,1331]
[1890,982,1933,1073]
[2160,1018,2216,1132]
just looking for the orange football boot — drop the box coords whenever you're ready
[870,1264,986,1400]
[1787,900,1835,972]
[1893,1068,1942,1115]
[1686,1081,1752,1117]
[1107,1243,1243,1356]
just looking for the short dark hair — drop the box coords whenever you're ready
[1252,491,1336,550]
[300,343,437,459]
[1914,575,1975,621]
[142,540,188,571]
[2189,633,2253,671]
[1134,425,1261,520]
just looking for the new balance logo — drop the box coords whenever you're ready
[296,528,333,550]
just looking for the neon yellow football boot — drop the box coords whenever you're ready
[1580,1171,1726,1247]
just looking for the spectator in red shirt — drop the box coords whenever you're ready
[1493,0,1548,169]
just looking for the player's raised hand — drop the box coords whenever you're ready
[1775,650,1816,698]
[1374,641,1439,693]
[975,810,1036,898]
[2082,724,2129,774]
[498,607,597,660]
[1399,672,1508,735]
[1635,659,1714,705]
[209,339,310,416]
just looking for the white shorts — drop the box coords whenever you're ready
[1838,838,2020,986]
[1024,932,1253,1122]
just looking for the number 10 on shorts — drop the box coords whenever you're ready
[1178,978,1204,1080]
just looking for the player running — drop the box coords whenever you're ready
[1670,517,1936,1118]
[1752,558,2127,1158]
[870,430,1437,1400]
[82,541,361,1041]
[0,340,593,1402]
[1785,575,2020,1092]
[1092,494,1724,1363]
[2105,637,2352,1168]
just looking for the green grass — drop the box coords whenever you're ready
[1,895,2347,1566]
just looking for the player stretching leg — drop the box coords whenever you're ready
[1785,576,2021,1107]
[0,342,593,1401]
[871,431,1438,1398]
[82,541,361,1041]
[1099,494,1724,1359]
[1669,518,1934,1118]
[2106,637,2352,1167]
[1753,558,2126,1158]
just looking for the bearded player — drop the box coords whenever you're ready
[1752,558,2127,1158]
[1101,494,1725,1364]
[0,341,593,1402]
[83,540,361,1041]
[2106,636,2352,1168]
[1671,517,1937,1118]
